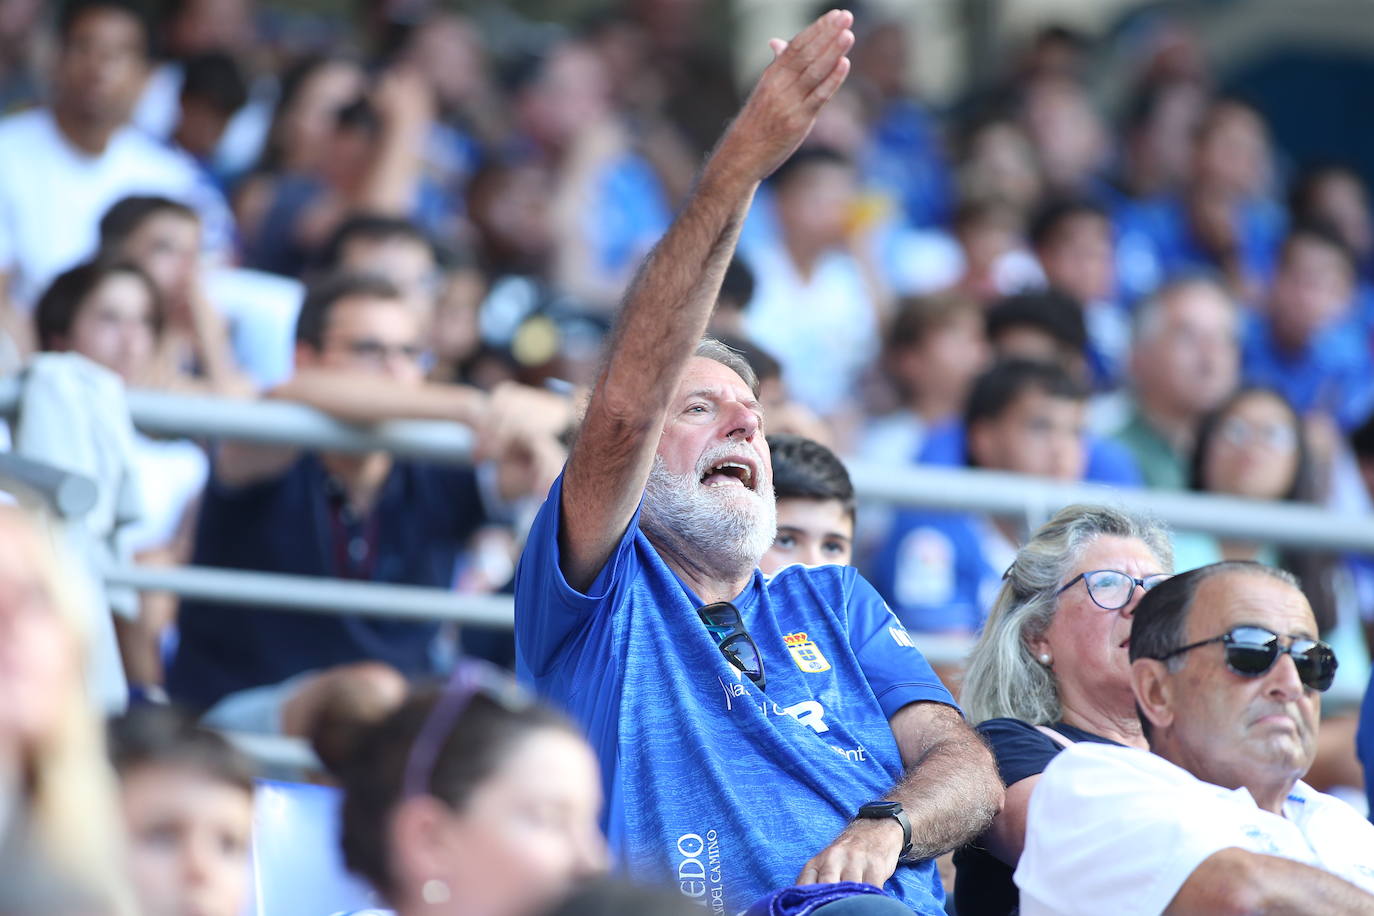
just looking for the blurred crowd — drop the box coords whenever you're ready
[6,0,1374,912]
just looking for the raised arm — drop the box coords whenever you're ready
[797,701,1003,886]
[559,9,855,591]
[1166,848,1374,916]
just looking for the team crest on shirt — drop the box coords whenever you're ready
[783,632,831,673]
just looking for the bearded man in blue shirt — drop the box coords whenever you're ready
[513,11,1002,914]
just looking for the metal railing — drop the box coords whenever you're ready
[7,381,1374,647]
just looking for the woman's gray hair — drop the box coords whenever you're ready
[960,504,1174,725]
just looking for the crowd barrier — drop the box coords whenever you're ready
[5,378,1374,665]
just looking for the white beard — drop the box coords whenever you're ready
[640,447,777,579]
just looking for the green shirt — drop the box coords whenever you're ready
[1112,408,1187,490]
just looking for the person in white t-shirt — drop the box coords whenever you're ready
[1015,560,1374,915]
[0,0,233,334]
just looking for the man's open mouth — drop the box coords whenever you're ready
[701,459,755,490]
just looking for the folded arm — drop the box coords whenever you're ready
[798,701,1003,887]
[1166,848,1374,916]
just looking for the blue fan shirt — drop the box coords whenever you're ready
[514,474,956,914]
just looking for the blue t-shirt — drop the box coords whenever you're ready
[865,511,1011,634]
[1241,312,1374,430]
[514,475,956,914]
[1359,668,1374,822]
[168,453,487,709]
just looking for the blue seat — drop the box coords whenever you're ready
[245,779,384,916]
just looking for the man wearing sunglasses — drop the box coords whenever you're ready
[514,10,1001,916]
[1014,561,1374,915]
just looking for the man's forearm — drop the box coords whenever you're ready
[1169,849,1374,916]
[593,160,756,421]
[270,371,487,426]
[889,728,1003,859]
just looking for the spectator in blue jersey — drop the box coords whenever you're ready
[917,293,1142,487]
[1242,223,1374,430]
[1111,274,1240,490]
[760,434,855,575]
[869,360,1088,635]
[952,504,1173,916]
[513,12,1001,915]
[1114,98,1284,302]
[167,272,572,741]
[1028,197,1130,389]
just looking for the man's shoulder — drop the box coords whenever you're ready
[0,107,47,143]
[1041,741,1192,794]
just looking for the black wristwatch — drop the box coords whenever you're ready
[855,800,914,861]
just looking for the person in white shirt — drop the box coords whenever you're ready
[1015,560,1374,915]
[0,0,233,330]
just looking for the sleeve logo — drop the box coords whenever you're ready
[783,631,831,673]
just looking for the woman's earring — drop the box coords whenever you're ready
[1038,653,1052,666]
[422,879,452,905]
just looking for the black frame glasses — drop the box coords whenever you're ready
[1154,625,1338,692]
[697,601,766,691]
[1057,569,1172,610]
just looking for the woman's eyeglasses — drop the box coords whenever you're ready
[1152,624,1338,692]
[697,601,766,690]
[1057,569,1171,611]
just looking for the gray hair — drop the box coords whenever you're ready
[696,338,759,397]
[960,504,1174,725]
[1131,273,1235,345]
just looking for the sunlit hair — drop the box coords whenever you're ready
[0,506,135,914]
[960,504,1173,725]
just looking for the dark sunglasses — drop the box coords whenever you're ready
[1057,569,1172,611]
[1154,625,1338,692]
[402,659,533,799]
[697,601,766,691]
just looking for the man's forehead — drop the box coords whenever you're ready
[676,357,759,404]
[1191,572,1316,638]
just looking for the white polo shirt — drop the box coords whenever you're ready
[1014,742,1374,915]
[0,109,232,308]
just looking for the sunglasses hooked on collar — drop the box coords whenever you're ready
[1151,624,1338,692]
[697,601,766,691]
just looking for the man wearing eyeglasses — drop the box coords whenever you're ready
[1014,561,1374,915]
[514,10,1002,915]
[169,271,571,743]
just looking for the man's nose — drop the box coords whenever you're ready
[1265,652,1305,700]
[723,403,760,440]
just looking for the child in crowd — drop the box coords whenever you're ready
[108,706,256,916]
[760,434,856,574]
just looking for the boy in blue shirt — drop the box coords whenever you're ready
[514,12,1001,914]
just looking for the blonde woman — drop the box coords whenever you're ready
[0,505,134,914]
[952,504,1173,916]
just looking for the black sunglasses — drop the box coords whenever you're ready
[1057,569,1172,611]
[697,601,766,691]
[1154,625,1338,692]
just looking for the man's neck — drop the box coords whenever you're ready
[782,233,825,283]
[906,389,960,426]
[1160,738,1300,816]
[52,106,120,156]
[321,451,393,513]
[1136,393,1197,456]
[646,531,754,605]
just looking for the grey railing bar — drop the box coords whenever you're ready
[0,452,99,519]
[102,563,515,627]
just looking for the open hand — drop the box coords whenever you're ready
[796,816,904,888]
[717,9,855,182]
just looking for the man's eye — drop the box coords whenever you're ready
[822,540,845,554]
[775,534,797,548]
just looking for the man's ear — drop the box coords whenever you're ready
[294,341,319,369]
[1132,657,1175,737]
